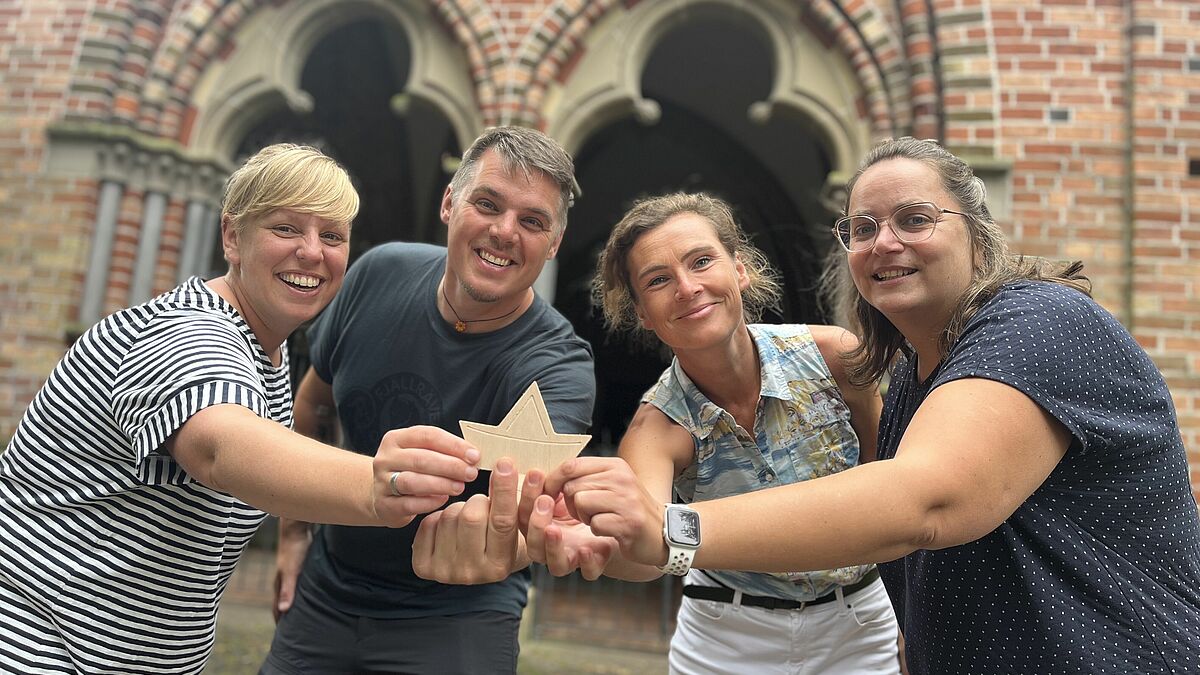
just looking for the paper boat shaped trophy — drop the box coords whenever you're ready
[459,381,590,474]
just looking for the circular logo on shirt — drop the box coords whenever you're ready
[341,373,442,455]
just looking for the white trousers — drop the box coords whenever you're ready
[668,576,900,675]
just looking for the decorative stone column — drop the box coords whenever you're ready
[177,165,223,282]
[79,144,133,326]
[129,153,175,304]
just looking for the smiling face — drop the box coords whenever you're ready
[846,157,976,334]
[440,148,563,318]
[222,208,350,352]
[628,213,749,353]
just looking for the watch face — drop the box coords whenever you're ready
[666,507,701,547]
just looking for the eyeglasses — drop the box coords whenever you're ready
[833,202,967,252]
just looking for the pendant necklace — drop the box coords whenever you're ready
[441,283,521,333]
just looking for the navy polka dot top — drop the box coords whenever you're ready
[877,281,1200,674]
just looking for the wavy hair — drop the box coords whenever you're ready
[593,192,781,345]
[821,137,1090,386]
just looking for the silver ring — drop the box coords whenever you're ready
[389,471,402,497]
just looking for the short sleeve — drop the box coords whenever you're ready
[931,282,1147,456]
[112,310,269,484]
[518,340,596,435]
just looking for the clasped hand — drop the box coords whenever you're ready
[413,456,670,584]
[525,457,669,576]
[413,457,643,584]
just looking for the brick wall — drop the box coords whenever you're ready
[1128,1,1200,469]
[0,0,95,436]
[986,0,1124,298]
[1,0,1197,504]
[975,0,1200,485]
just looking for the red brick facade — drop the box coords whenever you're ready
[1,0,1197,498]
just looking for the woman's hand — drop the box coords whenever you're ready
[536,457,669,569]
[372,426,480,527]
[519,469,617,579]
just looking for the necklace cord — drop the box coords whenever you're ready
[441,283,522,333]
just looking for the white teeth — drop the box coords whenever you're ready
[281,273,320,288]
[875,269,914,281]
[478,250,512,267]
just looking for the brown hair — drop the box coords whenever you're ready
[593,192,781,343]
[821,137,1090,386]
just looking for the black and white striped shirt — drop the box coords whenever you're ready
[0,277,290,674]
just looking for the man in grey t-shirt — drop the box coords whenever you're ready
[261,127,596,675]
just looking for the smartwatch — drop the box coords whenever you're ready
[657,503,701,576]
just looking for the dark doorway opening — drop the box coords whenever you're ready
[554,12,838,450]
[227,19,461,386]
[233,19,459,259]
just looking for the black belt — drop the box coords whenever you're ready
[681,568,880,611]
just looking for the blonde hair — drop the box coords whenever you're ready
[593,192,781,343]
[222,143,359,230]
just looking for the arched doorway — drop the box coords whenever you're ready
[225,18,461,384]
[555,10,839,449]
[232,19,459,260]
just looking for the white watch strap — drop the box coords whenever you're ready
[658,546,696,576]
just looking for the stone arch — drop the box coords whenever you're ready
[185,0,481,163]
[143,0,265,142]
[503,0,619,127]
[544,2,873,450]
[802,0,912,138]
[542,0,913,185]
[893,0,944,141]
[926,3,1002,158]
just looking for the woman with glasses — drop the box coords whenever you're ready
[523,137,1200,674]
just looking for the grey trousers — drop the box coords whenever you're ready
[259,583,519,675]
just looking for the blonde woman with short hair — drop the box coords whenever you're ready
[0,144,480,674]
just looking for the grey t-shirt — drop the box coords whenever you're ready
[302,242,596,618]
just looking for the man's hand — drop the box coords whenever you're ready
[272,519,311,623]
[412,458,528,584]
[372,426,481,528]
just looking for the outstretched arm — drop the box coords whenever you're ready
[546,377,1069,573]
[602,404,692,580]
[168,369,480,527]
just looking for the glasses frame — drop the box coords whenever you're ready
[832,202,967,252]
